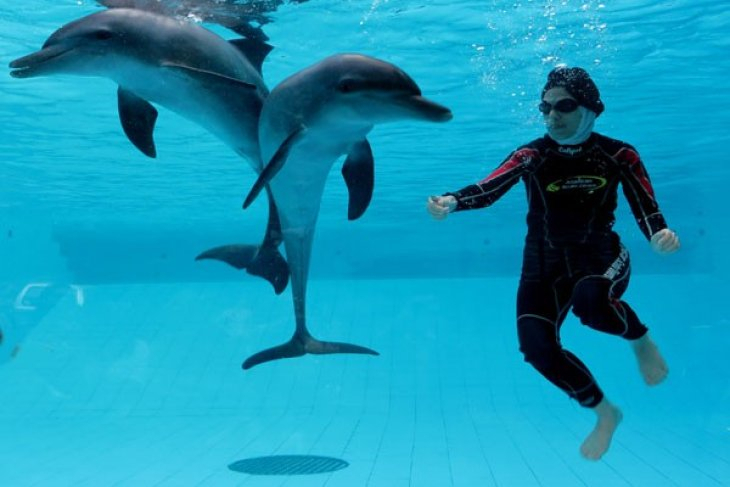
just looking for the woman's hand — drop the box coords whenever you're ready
[427,195,457,220]
[650,228,680,254]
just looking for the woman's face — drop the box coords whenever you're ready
[542,87,582,141]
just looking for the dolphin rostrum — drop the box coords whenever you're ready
[241,54,453,369]
[9,8,289,293]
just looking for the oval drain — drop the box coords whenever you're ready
[228,455,349,476]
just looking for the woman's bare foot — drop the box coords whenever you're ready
[631,334,669,385]
[580,399,623,461]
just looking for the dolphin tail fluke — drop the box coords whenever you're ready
[242,333,379,370]
[246,242,289,295]
[195,243,289,294]
[305,338,380,357]
[242,339,305,370]
[196,244,258,269]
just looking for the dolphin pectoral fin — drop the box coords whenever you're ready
[242,333,379,370]
[228,39,274,76]
[117,87,158,158]
[341,138,375,220]
[160,62,258,90]
[243,127,305,209]
[195,243,289,294]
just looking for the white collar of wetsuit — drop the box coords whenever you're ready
[549,106,597,146]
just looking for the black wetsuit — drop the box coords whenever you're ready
[446,133,668,408]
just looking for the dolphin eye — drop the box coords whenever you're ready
[93,30,114,41]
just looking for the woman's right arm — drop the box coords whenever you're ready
[426,147,537,220]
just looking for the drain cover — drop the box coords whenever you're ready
[228,455,349,475]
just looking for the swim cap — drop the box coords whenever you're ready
[542,66,604,117]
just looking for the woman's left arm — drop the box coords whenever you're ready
[617,146,679,253]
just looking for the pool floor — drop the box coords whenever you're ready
[0,276,727,486]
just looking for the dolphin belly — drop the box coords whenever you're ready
[116,66,263,166]
[242,123,381,369]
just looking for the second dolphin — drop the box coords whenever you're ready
[241,54,453,369]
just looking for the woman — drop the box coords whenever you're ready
[427,66,680,460]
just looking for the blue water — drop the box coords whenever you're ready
[1,0,728,485]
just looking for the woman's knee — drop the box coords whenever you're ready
[572,277,611,325]
[517,317,560,371]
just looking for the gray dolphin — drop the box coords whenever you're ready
[241,53,452,369]
[97,0,308,44]
[9,8,289,293]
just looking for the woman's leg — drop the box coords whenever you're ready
[571,244,647,338]
[517,279,604,407]
[517,281,623,460]
[571,244,667,384]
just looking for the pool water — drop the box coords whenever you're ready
[1,1,728,485]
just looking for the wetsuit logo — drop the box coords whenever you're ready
[558,146,583,156]
[546,175,607,192]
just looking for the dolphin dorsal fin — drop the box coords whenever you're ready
[161,62,259,90]
[342,139,375,220]
[243,127,306,209]
[228,39,274,75]
[117,87,159,158]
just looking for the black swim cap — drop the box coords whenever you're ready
[542,66,604,117]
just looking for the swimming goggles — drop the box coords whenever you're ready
[539,98,579,115]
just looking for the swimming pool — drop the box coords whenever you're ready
[1,1,728,485]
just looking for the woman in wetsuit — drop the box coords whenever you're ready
[427,66,680,460]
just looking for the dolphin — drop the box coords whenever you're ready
[97,0,309,44]
[240,53,453,369]
[9,8,289,293]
